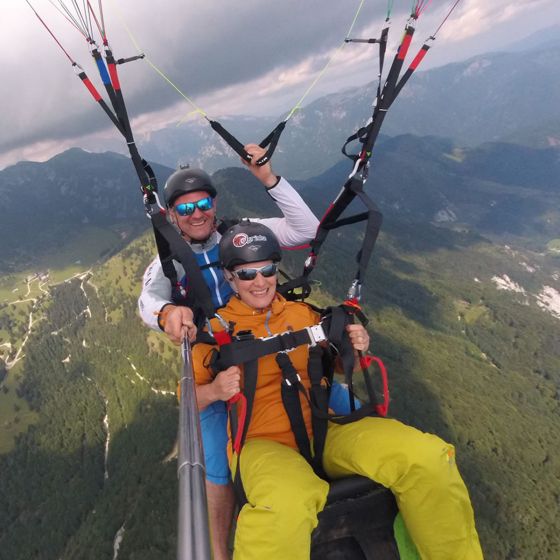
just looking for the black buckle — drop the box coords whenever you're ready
[235,330,254,341]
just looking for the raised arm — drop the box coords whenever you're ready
[242,143,319,247]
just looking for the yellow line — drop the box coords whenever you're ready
[108,0,207,118]
[286,0,366,120]
[109,0,366,126]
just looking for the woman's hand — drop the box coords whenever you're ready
[211,366,241,401]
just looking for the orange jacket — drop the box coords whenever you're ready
[193,294,319,453]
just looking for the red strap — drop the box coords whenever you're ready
[360,354,390,417]
[214,330,232,346]
[228,392,247,454]
[107,62,121,90]
[343,298,362,311]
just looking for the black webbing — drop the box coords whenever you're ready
[149,211,216,320]
[277,353,313,464]
[308,346,330,476]
[216,328,314,367]
[91,47,121,123]
[351,185,383,285]
[293,20,422,301]
[254,121,286,166]
[231,359,259,507]
[323,306,357,411]
[75,67,124,134]
[377,26,389,101]
[208,120,249,162]
[208,119,287,166]
[393,43,430,100]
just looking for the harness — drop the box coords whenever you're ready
[199,302,390,504]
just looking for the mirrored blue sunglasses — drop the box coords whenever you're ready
[174,196,214,216]
[231,263,279,281]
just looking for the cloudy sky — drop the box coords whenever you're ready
[1,0,558,169]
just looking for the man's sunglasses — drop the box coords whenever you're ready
[174,196,214,216]
[231,263,278,281]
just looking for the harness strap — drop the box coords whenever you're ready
[308,346,330,477]
[149,211,216,322]
[323,306,358,412]
[277,353,313,464]
[230,359,258,507]
[215,326,325,367]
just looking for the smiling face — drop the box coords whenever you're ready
[170,190,217,242]
[228,259,278,310]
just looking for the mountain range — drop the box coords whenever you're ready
[116,39,560,179]
[1,140,559,559]
[1,28,560,560]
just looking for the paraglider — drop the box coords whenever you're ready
[26,1,470,558]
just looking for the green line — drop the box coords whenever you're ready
[386,0,394,20]
[111,0,367,126]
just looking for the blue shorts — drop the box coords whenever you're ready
[200,381,360,485]
[200,400,230,485]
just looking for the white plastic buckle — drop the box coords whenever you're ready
[306,324,327,347]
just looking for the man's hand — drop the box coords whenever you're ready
[161,305,197,344]
[241,143,278,187]
[346,324,370,353]
[211,366,241,401]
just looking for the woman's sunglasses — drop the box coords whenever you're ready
[174,196,214,216]
[231,263,278,281]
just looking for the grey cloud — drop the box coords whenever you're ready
[2,0,559,162]
[1,1,387,153]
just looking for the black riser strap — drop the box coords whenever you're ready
[322,211,370,230]
[150,212,215,319]
[353,191,383,284]
[208,119,287,166]
[209,120,250,162]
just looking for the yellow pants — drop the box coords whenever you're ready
[233,417,483,560]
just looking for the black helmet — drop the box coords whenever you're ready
[163,167,217,207]
[220,221,282,270]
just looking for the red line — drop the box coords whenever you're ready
[319,203,335,223]
[431,0,463,39]
[26,0,75,63]
[87,0,106,42]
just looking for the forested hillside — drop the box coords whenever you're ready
[1,155,559,559]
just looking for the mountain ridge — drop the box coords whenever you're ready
[1,141,559,559]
